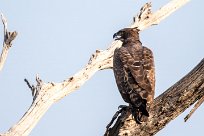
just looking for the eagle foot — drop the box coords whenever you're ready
[118,105,144,124]
[135,112,143,124]
[131,107,143,124]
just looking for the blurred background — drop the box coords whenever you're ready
[0,0,203,135]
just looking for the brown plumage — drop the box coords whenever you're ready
[113,28,155,123]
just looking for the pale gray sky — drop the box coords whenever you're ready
[0,0,203,136]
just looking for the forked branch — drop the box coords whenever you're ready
[0,0,192,136]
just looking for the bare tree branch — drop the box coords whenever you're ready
[0,13,17,72]
[106,58,204,136]
[132,0,190,30]
[0,0,191,136]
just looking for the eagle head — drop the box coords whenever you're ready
[113,27,140,42]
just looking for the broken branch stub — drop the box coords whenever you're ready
[0,0,192,136]
[0,13,18,72]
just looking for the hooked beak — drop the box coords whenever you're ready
[113,33,121,40]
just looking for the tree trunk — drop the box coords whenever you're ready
[106,59,204,136]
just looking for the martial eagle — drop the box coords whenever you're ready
[113,28,155,123]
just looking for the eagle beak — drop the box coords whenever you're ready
[113,33,121,40]
[113,33,117,39]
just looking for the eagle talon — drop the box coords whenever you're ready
[130,106,144,124]
[135,116,142,124]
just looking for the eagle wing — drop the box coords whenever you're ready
[113,48,132,103]
[118,46,155,103]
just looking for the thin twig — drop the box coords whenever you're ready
[24,79,33,90]
[0,0,191,136]
[1,13,8,37]
[24,78,36,97]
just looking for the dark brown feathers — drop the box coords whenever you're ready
[113,28,155,122]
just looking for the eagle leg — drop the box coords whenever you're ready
[131,103,149,124]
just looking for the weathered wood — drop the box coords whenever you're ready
[0,13,17,72]
[184,95,204,122]
[0,0,192,136]
[106,58,204,136]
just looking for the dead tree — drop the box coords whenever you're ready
[1,0,203,136]
[105,58,204,136]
